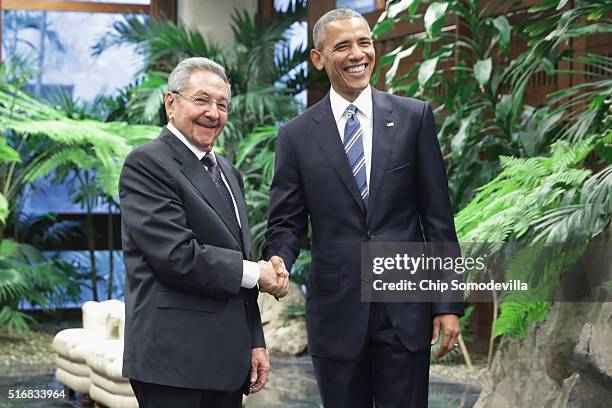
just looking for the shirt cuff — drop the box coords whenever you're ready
[241,260,260,289]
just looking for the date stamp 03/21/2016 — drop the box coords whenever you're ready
[7,389,66,399]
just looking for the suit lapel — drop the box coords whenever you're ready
[217,156,252,257]
[160,130,243,249]
[311,93,366,213]
[367,89,397,222]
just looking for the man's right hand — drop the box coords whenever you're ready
[258,257,289,298]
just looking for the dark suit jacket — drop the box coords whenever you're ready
[263,88,463,360]
[119,127,264,391]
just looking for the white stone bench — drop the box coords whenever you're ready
[52,300,137,408]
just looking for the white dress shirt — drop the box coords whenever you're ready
[329,85,373,185]
[167,122,260,288]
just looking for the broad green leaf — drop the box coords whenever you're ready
[424,2,448,35]
[376,10,388,24]
[492,16,511,53]
[386,43,418,85]
[371,45,403,84]
[556,0,569,10]
[0,137,20,163]
[496,94,512,124]
[389,0,419,19]
[391,82,420,97]
[418,57,439,87]
[0,194,8,224]
[451,109,480,159]
[474,58,492,87]
[451,117,472,159]
[373,19,394,37]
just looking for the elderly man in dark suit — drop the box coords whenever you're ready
[119,57,288,408]
[263,9,463,408]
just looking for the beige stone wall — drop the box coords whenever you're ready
[177,0,258,49]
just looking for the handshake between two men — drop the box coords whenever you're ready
[257,255,290,298]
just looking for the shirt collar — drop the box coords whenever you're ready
[166,122,215,163]
[329,85,372,123]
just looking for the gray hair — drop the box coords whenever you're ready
[312,8,370,50]
[167,57,231,100]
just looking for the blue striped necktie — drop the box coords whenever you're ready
[343,104,368,208]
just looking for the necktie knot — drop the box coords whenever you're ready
[201,152,216,168]
[346,104,358,117]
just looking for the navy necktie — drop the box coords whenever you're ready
[201,152,239,228]
[344,104,368,208]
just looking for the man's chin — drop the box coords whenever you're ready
[192,134,215,150]
[347,82,371,94]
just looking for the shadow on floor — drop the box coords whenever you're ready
[0,358,480,407]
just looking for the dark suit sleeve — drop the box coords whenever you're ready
[234,167,266,348]
[262,126,309,272]
[119,148,243,296]
[416,103,464,317]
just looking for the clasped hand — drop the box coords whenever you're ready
[258,256,289,298]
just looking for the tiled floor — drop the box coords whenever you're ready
[0,358,480,407]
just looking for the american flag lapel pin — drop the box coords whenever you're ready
[386,121,395,127]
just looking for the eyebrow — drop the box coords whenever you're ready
[332,37,372,49]
[193,92,229,102]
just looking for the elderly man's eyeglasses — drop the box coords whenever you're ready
[172,91,231,113]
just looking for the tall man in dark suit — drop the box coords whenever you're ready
[263,9,463,408]
[120,57,288,408]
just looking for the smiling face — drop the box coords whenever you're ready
[164,69,229,152]
[310,17,375,102]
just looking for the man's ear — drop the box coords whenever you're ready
[164,92,175,121]
[310,48,325,71]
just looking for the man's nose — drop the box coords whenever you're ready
[348,43,365,60]
[204,106,220,120]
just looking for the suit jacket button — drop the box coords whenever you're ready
[367,231,374,239]
[365,275,370,282]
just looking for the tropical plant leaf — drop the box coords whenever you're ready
[424,2,449,36]
[0,194,8,224]
[418,57,439,87]
[474,58,492,87]
[0,305,35,333]
[492,15,511,53]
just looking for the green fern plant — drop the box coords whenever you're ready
[455,133,609,367]
[456,138,596,245]
[0,238,81,333]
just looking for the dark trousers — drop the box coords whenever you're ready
[129,379,242,408]
[311,303,431,408]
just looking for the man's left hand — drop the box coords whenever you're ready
[431,314,460,360]
[249,347,270,394]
